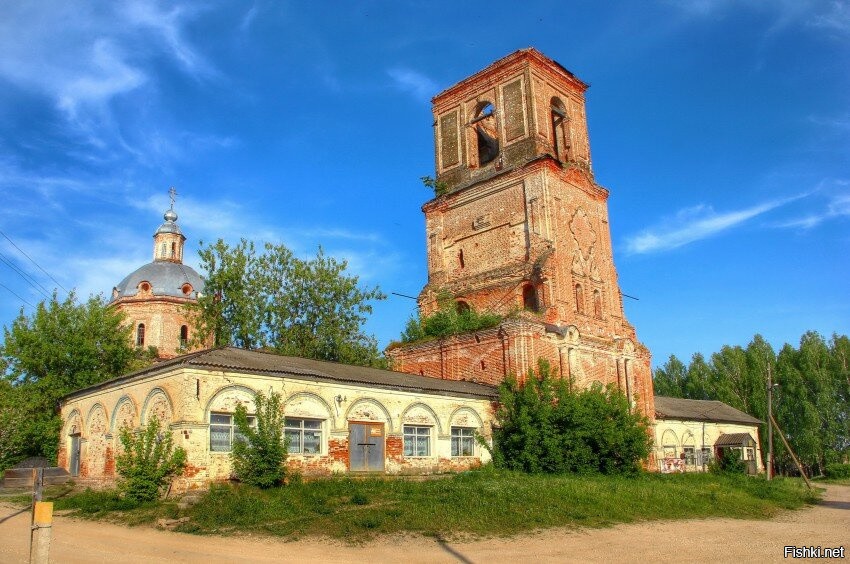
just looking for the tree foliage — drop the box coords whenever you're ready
[0,292,155,468]
[231,391,287,488]
[491,360,652,474]
[188,239,386,367]
[396,293,503,344]
[115,416,187,503]
[652,331,850,477]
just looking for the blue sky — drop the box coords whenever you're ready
[0,0,848,367]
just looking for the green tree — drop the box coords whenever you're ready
[188,239,386,367]
[1,292,155,467]
[492,360,651,474]
[652,355,687,397]
[231,391,287,488]
[396,292,503,344]
[115,416,187,503]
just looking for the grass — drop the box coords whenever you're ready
[36,469,820,541]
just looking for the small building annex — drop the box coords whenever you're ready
[57,347,496,492]
[653,396,764,474]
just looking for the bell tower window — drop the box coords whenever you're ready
[180,325,188,348]
[551,97,570,162]
[522,284,539,312]
[472,101,499,166]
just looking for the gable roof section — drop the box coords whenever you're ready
[62,346,499,402]
[654,396,763,426]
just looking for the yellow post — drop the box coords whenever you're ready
[30,501,53,564]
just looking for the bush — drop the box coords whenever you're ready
[398,294,503,344]
[709,448,747,475]
[824,463,850,479]
[231,391,287,488]
[115,416,186,503]
[490,359,652,474]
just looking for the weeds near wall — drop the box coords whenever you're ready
[231,391,287,488]
[115,416,186,503]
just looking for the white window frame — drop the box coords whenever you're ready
[403,425,432,457]
[209,412,255,452]
[451,426,476,457]
[284,418,324,455]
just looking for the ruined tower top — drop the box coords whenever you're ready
[432,48,593,196]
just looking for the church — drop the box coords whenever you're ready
[56,49,761,489]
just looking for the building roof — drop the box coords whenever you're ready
[654,396,763,426]
[62,346,500,401]
[714,432,756,447]
[111,261,204,301]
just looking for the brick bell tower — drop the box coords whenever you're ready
[388,49,654,418]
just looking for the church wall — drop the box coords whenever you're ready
[112,297,202,359]
[58,367,494,492]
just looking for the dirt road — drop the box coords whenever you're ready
[1,485,847,563]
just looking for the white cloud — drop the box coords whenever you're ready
[624,195,802,254]
[388,68,438,102]
[775,187,850,229]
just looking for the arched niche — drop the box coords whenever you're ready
[205,385,258,417]
[448,406,484,430]
[284,391,335,427]
[401,402,443,435]
[345,398,394,432]
[141,387,175,426]
[110,395,139,434]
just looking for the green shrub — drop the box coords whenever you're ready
[231,391,287,488]
[709,448,747,475]
[824,463,850,479]
[490,359,652,474]
[115,416,186,503]
[398,294,503,344]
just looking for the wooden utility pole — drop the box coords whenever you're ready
[767,364,774,481]
[769,413,813,490]
[29,468,53,564]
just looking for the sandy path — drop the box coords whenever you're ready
[1,485,847,563]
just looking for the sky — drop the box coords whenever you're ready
[0,0,848,368]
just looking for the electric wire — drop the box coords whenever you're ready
[0,229,68,294]
[0,281,35,309]
[0,250,52,300]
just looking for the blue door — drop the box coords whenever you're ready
[348,423,385,472]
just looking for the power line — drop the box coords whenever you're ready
[0,250,52,300]
[0,229,68,294]
[0,281,35,309]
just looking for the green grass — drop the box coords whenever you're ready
[40,470,820,541]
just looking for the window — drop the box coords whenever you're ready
[458,249,465,269]
[522,284,539,312]
[403,425,431,457]
[170,242,176,258]
[575,284,585,314]
[160,242,166,258]
[456,300,470,314]
[593,289,602,318]
[179,325,188,348]
[284,418,322,455]
[683,446,696,466]
[136,323,145,347]
[700,447,713,466]
[451,427,475,457]
[209,413,255,452]
[472,101,499,166]
[550,97,570,161]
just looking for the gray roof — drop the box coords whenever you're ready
[63,346,500,401]
[714,432,756,447]
[112,261,204,301]
[654,396,763,425]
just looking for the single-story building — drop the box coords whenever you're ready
[57,347,497,492]
[653,396,764,474]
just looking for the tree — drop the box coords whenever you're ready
[188,239,386,367]
[0,292,155,467]
[491,360,651,474]
[231,391,287,488]
[652,355,687,397]
[115,416,187,503]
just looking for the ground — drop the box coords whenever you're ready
[1,484,847,563]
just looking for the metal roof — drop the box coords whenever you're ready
[62,346,500,401]
[714,432,756,447]
[654,396,763,425]
[111,261,204,301]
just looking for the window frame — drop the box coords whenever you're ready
[284,417,324,456]
[403,425,432,457]
[209,412,256,453]
[451,426,476,457]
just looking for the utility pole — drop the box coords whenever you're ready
[767,363,774,480]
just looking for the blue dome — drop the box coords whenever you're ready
[112,261,204,301]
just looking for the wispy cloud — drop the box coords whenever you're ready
[388,68,437,102]
[774,182,850,228]
[810,0,850,33]
[624,195,803,254]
